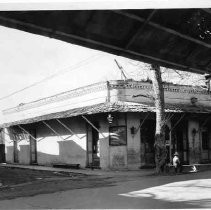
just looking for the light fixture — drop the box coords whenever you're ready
[130,126,136,135]
[191,97,198,105]
[107,114,113,124]
[192,128,197,137]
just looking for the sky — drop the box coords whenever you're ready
[0,25,124,111]
[0,24,206,117]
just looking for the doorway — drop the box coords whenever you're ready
[29,129,37,165]
[92,125,100,167]
[13,140,19,163]
[86,122,100,168]
[141,119,155,167]
[201,125,211,163]
[172,121,189,164]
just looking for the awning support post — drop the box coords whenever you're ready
[56,119,82,141]
[37,137,46,142]
[63,135,73,141]
[200,115,211,128]
[42,121,66,141]
[136,112,150,133]
[82,115,106,138]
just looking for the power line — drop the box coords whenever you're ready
[0,53,103,101]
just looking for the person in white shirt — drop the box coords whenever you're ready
[173,152,181,173]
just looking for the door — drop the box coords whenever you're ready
[141,120,155,167]
[13,140,19,163]
[165,125,171,164]
[30,129,37,164]
[172,121,189,164]
[201,126,211,162]
[92,124,100,167]
[86,123,100,168]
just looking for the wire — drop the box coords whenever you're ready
[0,53,103,101]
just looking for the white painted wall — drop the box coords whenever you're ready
[127,113,141,169]
[5,117,87,167]
[3,82,108,124]
[19,139,30,165]
[99,119,110,169]
[109,80,211,107]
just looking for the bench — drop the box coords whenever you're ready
[53,164,80,169]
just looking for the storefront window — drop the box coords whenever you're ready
[109,126,127,146]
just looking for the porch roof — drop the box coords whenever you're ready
[1,101,211,128]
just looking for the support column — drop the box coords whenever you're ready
[188,120,201,164]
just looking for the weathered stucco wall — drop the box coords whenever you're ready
[127,113,141,169]
[5,117,87,167]
[4,112,210,169]
[188,120,201,164]
[99,113,143,169]
[98,118,110,169]
[109,113,127,169]
[19,140,30,165]
[109,80,211,108]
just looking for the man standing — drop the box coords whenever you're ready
[173,152,181,173]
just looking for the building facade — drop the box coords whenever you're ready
[1,80,211,169]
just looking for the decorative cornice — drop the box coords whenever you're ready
[3,80,211,115]
[108,81,210,95]
[3,82,108,115]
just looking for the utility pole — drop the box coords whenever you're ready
[114,59,127,81]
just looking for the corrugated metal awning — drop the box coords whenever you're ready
[1,101,211,128]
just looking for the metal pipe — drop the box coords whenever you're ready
[82,115,106,138]
[42,121,65,141]
[56,119,81,141]
[18,125,36,142]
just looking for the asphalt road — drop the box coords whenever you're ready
[0,170,211,209]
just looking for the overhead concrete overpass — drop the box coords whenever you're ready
[0,9,210,73]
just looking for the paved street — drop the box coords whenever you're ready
[0,168,211,209]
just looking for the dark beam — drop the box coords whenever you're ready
[125,9,157,49]
[0,14,209,74]
[202,8,211,15]
[114,10,211,49]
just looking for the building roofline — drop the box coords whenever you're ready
[2,79,209,115]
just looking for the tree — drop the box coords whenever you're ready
[150,64,167,173]
[118,57,207,173]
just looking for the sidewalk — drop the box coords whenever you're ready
[0,163,155,178]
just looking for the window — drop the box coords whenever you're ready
[109,126,127,146]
